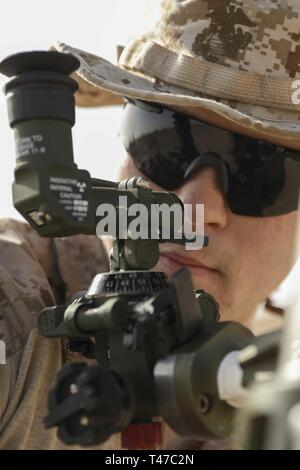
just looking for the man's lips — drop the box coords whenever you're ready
[158,252,220,276]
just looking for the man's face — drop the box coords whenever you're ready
[108,106,299,327]
[115,157,298,325]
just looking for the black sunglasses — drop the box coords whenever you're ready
[119,99,300,217]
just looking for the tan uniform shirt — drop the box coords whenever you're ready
[0,218,121,450]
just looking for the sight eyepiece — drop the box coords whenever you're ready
[0,51,95,236]
[1,51,79,127]
[0,50,208,247]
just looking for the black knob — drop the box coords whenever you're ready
[44,363,133,446]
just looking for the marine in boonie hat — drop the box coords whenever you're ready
[55,0,300,150]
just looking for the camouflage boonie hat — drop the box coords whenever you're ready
[55,0,300,149]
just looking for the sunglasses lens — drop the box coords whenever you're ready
[227,139,300,216]
[119,102,300,217]
[120,102,198,189]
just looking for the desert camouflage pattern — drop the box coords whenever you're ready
[0,218,124,449]
[151,0,300,122]
[0,218,109,359]
[122,0,300,123]
[157,0,300,78]
[54,1,300,149]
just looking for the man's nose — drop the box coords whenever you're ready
[175,166,229,230]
